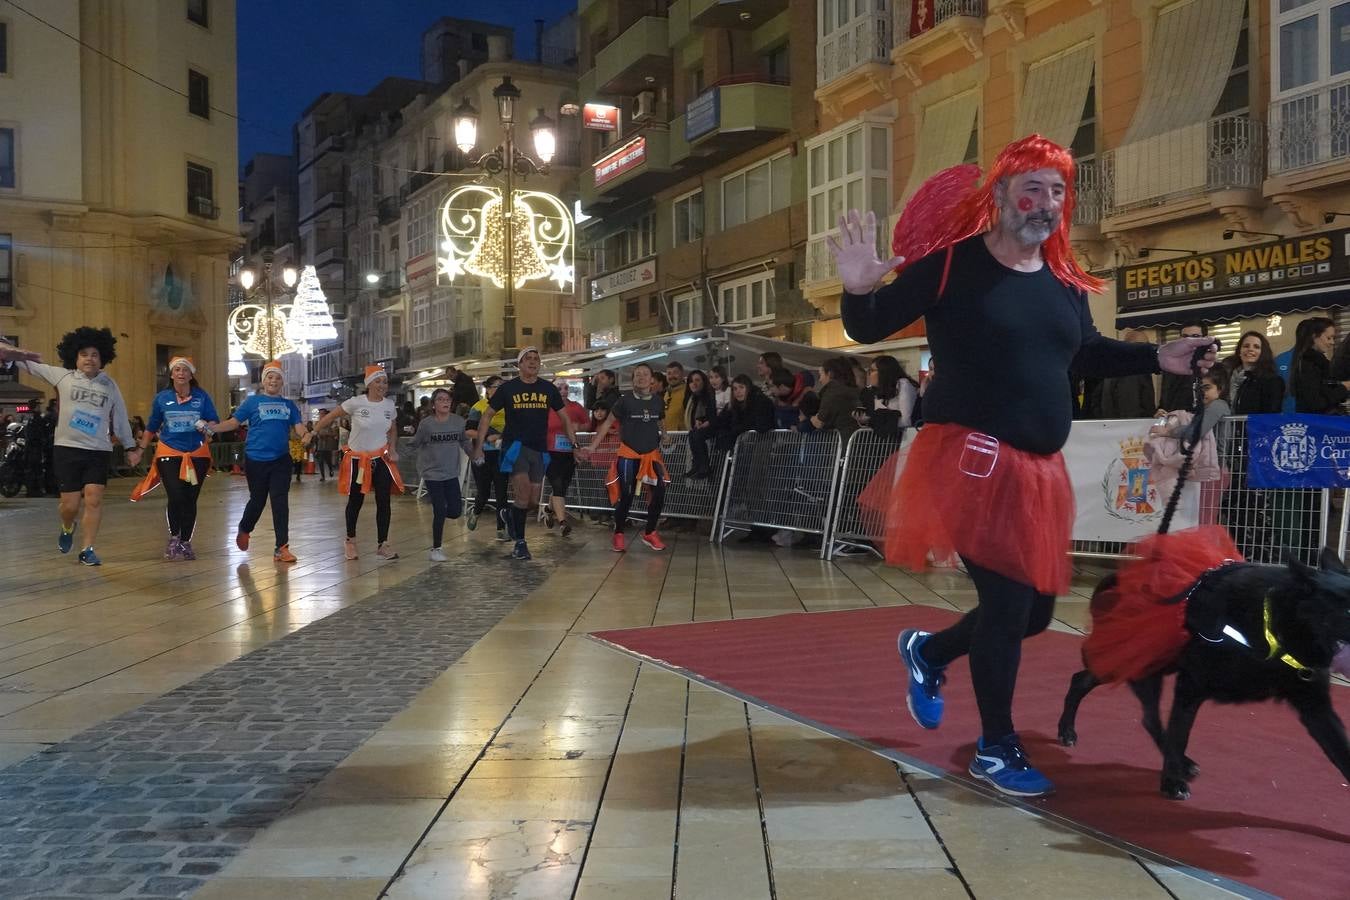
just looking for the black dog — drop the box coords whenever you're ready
[1058,548,1350,800]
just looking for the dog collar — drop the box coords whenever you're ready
[1263,594,1314,679]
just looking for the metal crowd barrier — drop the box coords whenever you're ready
[535,431,727,524]
[824,428,907,560]
[209,441,244,470]
[712,429,844,556]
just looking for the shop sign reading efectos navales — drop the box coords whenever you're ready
[1116,229,1350,310]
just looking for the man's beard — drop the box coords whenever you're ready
[1000,204,1060,247]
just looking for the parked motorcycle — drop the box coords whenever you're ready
[0,420,29,497]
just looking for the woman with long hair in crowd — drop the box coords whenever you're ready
[208,361,307,562]
[466,375,511,540]
[855,355,919,439]
[1223,331,1285,415]
[1291,316,1348,413]
[130,356,218,560]
[0,328,140,566]
[309,365,404,560]
[709,365,731,413]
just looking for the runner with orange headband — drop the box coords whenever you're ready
[131,356,218,560]
[308,364,403,560]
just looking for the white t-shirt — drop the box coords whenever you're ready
[340,395,396,453]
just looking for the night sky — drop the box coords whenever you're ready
[236,0,578,166]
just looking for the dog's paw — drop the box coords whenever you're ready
[1160,776,1191,801]
[1182,756,1200,779]
[1057,725,1077,747]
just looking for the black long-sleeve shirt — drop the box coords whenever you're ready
[1292,349,1348,414]
[841,236,1159,454]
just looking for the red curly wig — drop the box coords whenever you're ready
[890,135,1103,295]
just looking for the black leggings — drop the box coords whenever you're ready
[156,456,209,541]
[921,559,1056,744]
[239,455,292,549]
[346,457,393,543]
[613,456,666,535]
[425,477,462,548]
[472,449,509,514]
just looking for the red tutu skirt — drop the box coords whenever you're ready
[857,423,1074,596]
[1081,525,1243,683]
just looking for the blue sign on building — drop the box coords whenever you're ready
[685,89,721,142]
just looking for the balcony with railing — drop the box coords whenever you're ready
[893,0,985,79]
[817,10,892,96]
[580,127,676,208]
[595,15,670,95]
[378,196,400,225]
[1268,77,1350,183]
[315,246,345,270]
[453,328,484,359]
[680,74,792,162]
[1073,159,1104,228]
[1101,113,1265,222]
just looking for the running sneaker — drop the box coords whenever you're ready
[235,532,250,552]
[164,537,182,560]
[377,542,399,560]
[496,508,512,542]
[428,547,448,562]
[466,506,479,531]
[612,532,626,553]
[78,547,101,567]
[641,532,666,551]
[898,629,945,730]
[58,524,75,555]
[968,734,1055,798]
[273,544,297,563]
[560,520,572,538]
[511,540,532,560]
[178,540,196,561]
[344,538,358,560]
[544,507,557,529]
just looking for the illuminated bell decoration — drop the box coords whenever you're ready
[242,311,298,357]
[439,184,574,291]
[462,195,550,288]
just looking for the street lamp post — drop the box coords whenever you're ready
[234,250,299,360]
[454,77,557,356]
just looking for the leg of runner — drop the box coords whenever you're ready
[373,460,398,560]
[267,455,295,562]
[640,461,668,551]
[611,457,638,552]
[509,468,536,560]
[236,455,273,551]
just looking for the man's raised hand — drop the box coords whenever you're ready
[825,209,904,296]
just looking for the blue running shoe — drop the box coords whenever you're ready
[898,629,945,729]
[78,547,102,567]
[511,540,532,561]
[968,734,1055,798]
[58,525,75,554]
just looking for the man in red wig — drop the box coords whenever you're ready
[832,135,1215,798]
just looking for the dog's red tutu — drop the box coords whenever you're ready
[1082,525,1243,682]
[857,423,1073,595]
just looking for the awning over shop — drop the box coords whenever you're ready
[901,89,980,202]
[1018,43,1095,147]
[1115,284,1349,330]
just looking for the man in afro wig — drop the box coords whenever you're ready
[56,327,118,370]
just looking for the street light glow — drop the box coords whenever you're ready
[238,269,255,291]
[365,272,380,284]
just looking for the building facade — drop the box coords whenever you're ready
[0,0,238,415]
[577,0,815,347]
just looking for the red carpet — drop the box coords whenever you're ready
[591,606,1350,900]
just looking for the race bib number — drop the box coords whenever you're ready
[554,434,573,451]
[163,409,199,433]
[69,409,102,437]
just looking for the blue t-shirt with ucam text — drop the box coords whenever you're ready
[234,392,302,461]
[147,387,219,452]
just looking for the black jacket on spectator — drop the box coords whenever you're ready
[451,372,479,408]
[1099,372,1155,419]
[815,380,860,441]
[715,391,775,449]
[1292,349,1348,413]
[1158,372,1197,413]
[1228,369,1285,415]
[858,386,904,438]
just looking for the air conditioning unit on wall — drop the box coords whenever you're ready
[632,90,656,122]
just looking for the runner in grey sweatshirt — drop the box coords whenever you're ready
[409,388,472,560]
[0,328,141,566]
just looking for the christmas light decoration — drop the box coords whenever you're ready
[285,266,339,343]
[227,333,249,377]
[228,265,339,360]
[438,185,573,290]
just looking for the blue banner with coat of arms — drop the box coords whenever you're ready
[1246,414,1350,488]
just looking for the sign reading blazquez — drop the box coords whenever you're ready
[1116,229,1350,310]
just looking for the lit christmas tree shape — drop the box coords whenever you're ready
[439,185,574,290]
[286,266,339,342]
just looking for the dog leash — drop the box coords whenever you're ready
[1156,340,1221,536]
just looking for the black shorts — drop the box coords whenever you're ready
[546,452,576,497]
[53,446,111,493]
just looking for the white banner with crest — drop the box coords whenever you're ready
[1065,419,1200,544]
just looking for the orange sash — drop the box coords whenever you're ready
[130,442,212,502]
[605,444,667,504]
[338,446,405,495]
